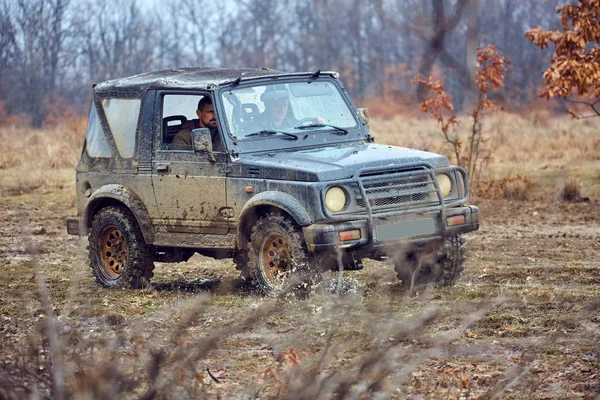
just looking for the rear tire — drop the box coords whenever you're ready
[89,206,155,289]
[394,234,466,288]
[244,213,320,296]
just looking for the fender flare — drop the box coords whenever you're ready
[237,191,312,247]
[84,184,154,244]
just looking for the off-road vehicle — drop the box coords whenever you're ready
[66,67,479,295]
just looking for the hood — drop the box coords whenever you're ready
[231,142,450,181]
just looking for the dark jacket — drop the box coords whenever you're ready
[172,119,224,151]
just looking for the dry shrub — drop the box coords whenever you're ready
[555,178,582,202]
[411,46,509,189]
[478,175,533,201]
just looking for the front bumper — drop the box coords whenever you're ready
[303,205,479,253]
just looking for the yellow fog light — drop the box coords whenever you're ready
[325,186,346,212]
[436,174,452,197]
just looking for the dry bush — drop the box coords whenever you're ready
[478,175,534,201]
[555,178,583,202]
[412,46,509,188]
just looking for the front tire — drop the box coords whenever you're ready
[244,213,320,296]
[394,234,466,289]
[89,206,155,289]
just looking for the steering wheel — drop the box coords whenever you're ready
[295,117,318,127]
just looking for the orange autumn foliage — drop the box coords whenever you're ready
[525,0,600,115]
[413,46,509,188]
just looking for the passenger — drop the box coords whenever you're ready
[172,97,224,151]
[260,85,324,130]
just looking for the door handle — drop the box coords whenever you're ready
[156,164,169,173]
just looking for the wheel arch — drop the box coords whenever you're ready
[236,191,312,250]
[84,184,154,244]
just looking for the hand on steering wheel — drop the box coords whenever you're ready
[295,116,325,126]
[295,117,318,126]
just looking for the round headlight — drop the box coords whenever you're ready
[436,174,452,197]
[325,186,346,212]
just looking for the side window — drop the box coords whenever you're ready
[102,98,141,158]
[161,94,205,150]
[85,103,110,158]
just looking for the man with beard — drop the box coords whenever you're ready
[172,97,224,151]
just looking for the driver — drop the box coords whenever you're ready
[259,85,324,130]
[172,97,224,151]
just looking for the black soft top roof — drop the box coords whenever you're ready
[93,67,337,94]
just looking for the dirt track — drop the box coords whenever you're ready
[1,179,599,399]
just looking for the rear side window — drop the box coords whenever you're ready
[85,104,110,158]
[102,98,141,158]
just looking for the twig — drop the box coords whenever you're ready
[20,210,65,400]
[490,362,534,400]
[206,367,221,384]
[564,98,600,117]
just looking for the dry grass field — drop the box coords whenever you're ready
[0,112,599,399]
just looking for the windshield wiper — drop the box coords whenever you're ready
[245,130,299,140]
[293,123,349,135]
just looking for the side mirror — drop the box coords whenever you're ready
[357,108,370,127]
[192,128,213,153]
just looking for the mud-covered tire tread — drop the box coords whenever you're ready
[234,249,251,280]
[89,205,155,289]
[394,234,466,288]
[436,234,466,287]
[244,213,320,296]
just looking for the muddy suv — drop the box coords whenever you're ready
[66,67,479,295]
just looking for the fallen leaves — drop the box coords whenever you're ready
[276,348,302,366]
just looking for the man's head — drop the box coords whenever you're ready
[196,97,217,129]
[261,85,290,127]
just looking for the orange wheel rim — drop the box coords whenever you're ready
[260,233,292,287]
[99,226,127,278]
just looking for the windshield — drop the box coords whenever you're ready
[220,80,358,141]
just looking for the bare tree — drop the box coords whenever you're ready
[0,0,577,124]
[0,1,18,101]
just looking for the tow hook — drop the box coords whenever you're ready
[343,252,364,270]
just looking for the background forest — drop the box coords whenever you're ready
[0,0,563,126]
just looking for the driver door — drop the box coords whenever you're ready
[150,92,231,247]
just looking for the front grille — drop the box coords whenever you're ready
[247,167,260,178]
[355,169,437,212]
